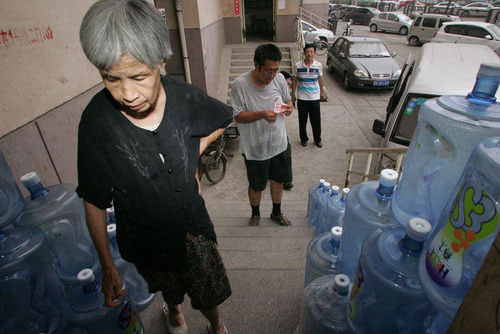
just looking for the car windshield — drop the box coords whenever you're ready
[396,13,412,21]
[349,42,391,57]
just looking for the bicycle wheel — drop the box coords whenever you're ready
[316,41,328,56]
[205,154,227,184]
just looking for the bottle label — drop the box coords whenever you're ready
[348,262,364,319]
[117,300,142,334]
[425,181,498,287]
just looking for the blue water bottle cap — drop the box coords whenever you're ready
[330,226,342,241]
[107,224,117,238]
[331,185,340,195]
[324,182,331,188]
[334,274,350,294]
[342,188,350,198]
[407,218,431,241]
[20,172,40,188]
[78,268,95,284]
[379,169,398,187]
[319,178,326,184]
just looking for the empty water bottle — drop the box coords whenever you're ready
[15,172,99,285]
[0,150,24,228]
[392,63,500,228]
[302,274,353,334]
[418,137,500,322]
[305,226,342,287]
[0,228,67,333]
[65,268,144,334]
[107,224,154,311]
[314,185,339,236]
[322,187,349,234]
[340,169,398,279]
[347,218,434,334]
[308,179,328,226]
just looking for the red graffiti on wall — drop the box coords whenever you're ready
[0,26,54,49]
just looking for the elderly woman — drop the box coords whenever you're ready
[77,1,232,333]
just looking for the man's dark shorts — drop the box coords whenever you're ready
[243,142,292,192]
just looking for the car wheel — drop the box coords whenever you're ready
[399,26,408,35]
[408,36,419,46]
[370,24,378,32]
[343,73,351,90]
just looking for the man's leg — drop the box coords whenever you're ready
[297,100,309,145]
[166,303,186,327]
[249,186,262,206]
[310,100,322,146]
[200,306,226,334]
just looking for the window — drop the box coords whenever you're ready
[414,16,422,26]
[422,17,437,28]
[444,25,467,35]
[438,18,453,28]
[333,39,343,54]
[379,13,388,19]
[340,40,349,55]
[387,14,397,21]
[465,26,490,38]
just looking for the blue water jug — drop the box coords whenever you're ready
[304,226,342,287]
[106,207,116,225]
[302,274,353,334]
[307,179,326,218]
[423,311,452,334]
[64,268,144,334]
[347,218,434,334]
[319,187,349,235]
[308,179,327,226]
[15,172,99,285]
[418,137,500,323]
[0,150,24,228]
[312,183,333,232]
[392,64,500,228]
[314,185,339,236]
[0,228,67,333]
[107,224,154,312]
[340,169,398,279]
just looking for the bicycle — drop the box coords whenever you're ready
[313,37,329,56]
[342,20,353,36]
[198,136,227,184]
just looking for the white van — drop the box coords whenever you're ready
[407,13,459,46]
[372,43,500,150]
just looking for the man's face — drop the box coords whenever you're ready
[304,47,316,62]
[100,54,165,116]
[254,59,281,86]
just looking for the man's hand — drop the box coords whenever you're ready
[261,110,278,123]
[102,265,126,307]
[283,101,293,116]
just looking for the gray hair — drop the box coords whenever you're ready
[80,0,173,71]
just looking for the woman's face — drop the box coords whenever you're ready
[100,54,166,116]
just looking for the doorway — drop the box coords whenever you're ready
[243,0,274,42]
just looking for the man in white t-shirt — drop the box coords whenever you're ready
[292,43,325,148]
[231,44,294,227]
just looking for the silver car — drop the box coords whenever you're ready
[431,2,461,14]
[458,2,493,17]
[300,20,335,44]
[369,12,413,35]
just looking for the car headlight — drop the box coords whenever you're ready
[392,70,402,78]
[354,70,369,78]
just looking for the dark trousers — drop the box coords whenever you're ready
[297,99,321,143]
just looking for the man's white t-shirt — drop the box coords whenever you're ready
[293,60,323,101]
[231,71,291,161]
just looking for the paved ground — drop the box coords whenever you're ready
[139,24,418,333]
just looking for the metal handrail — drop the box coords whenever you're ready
[344,147,408,187]
[298,7,329,30]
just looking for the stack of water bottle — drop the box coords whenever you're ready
[302,63,500,333]
[0,152,154,333]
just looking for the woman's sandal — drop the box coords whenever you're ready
[162,302,189,334]
[206,323,228,334]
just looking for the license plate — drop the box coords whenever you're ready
[374,80,389,87]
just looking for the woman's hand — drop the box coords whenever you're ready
[102,265,126,307]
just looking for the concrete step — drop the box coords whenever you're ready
[229,65,292,74]
[232,47,290,53]
[231,59,291,66]
[231,52,291,60]
[214,225,311,238]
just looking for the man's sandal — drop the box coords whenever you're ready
[248,215,260,226]
[270,213,292,226]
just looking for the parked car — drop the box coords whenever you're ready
[326,36,401,90]
[344,7,381,25]
[407,13,460,46]
[398,0,425,10]
[300,20,335,44]
[431,21,500,55]
[492,1,500,7]
[458,2,493,16]
[369,12,413,35]
[431,2,461,14]
[329,5,359,19]
[372,43,500,149]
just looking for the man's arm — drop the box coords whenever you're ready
[234,110,277,124]
[200,127,225,155]
[84,200,125,307]
[319,75,325,100]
